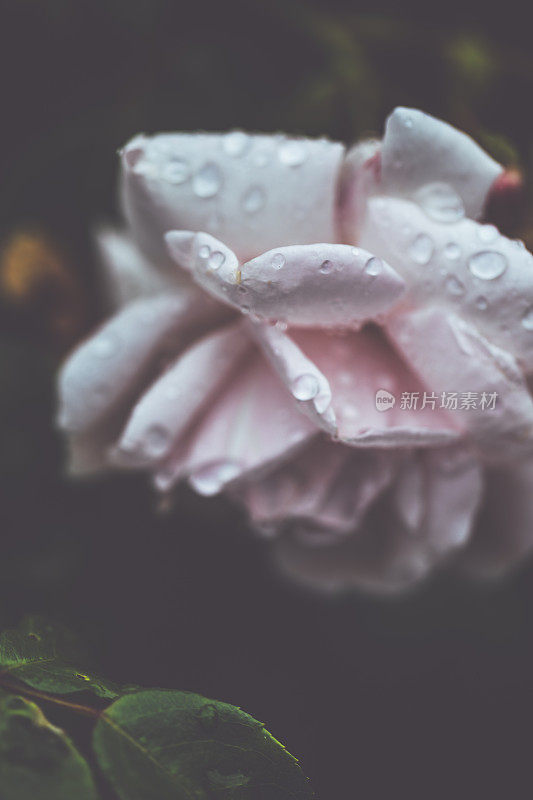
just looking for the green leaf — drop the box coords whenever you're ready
[0,689,100,800]
[93,689,314,800]
[0,616,119,699]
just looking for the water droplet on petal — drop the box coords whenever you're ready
[415,182,465,223]
[445,275,465,296]
[207,250,225,270]
[522,307,533,330]
[223,131,249,157]
[198,245,211,259]
[365,256,383,276]
[144,426,170,459]
[292,374,319,401]
[477,224,499,243]
[444,242,461,260]
[475,296,488,311]
[468,251,507,280]
[408,233,434,265]
[243,185,265,213]
[271,253,285,270]
[93,333,119,358]
[278,139,307,167]
[192,162,222,198]
[319,260,333,275]
[162,158,189,184]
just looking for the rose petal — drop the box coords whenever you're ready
[249,321,336,433]
[287,326,459,446]
[272,443,482,593]
[167,231,405,328]
[238,439,350,531]
[121,131,345,264]
[96,227,180,310]
[393,444,483,555]
[239,438,395,538]
[386,307,533,458]
[272,502,429,595]
[359,196,533,372]
[57,291,226,434]
[154,354,317,495]
[114,321,252,467]
[380,107,502,218]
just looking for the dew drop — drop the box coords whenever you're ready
[468,250,508,280]
[207,250,225,270]
[319,260,333,275]
[92,333,119,358]
[415,182,465,223]
[162,158,189,184]
[292,374,319,401]
[408,233,434,265]
[444,242,461,260]
[198,245,211,259]
[475,296,488,311]
[144,426,170,459]
[223,131,249,157]
[271,252,285,270]
[278,139,307,167]
[445,275,465,296]
[477,224,499,243]
[365,256,383,276]
[243,185,265,214]
[521,307,533,331]
[192,162,222,198]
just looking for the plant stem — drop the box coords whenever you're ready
[0,674,101,719]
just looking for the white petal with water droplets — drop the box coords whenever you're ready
[380,107,502,218]
[167,233,405,327]
[153,355,317,494]
[386,307,533,459]
[114,321,252,467]
[120,131,344,264]
[286,327,459,447]
[249,320,336,433]
[359,196,533,372]
[57,291,227,434]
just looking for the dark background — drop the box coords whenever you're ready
[1,1,533,798]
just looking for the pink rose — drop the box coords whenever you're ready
[57,108,533,593]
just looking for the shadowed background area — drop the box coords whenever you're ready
[1,1,533,798]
